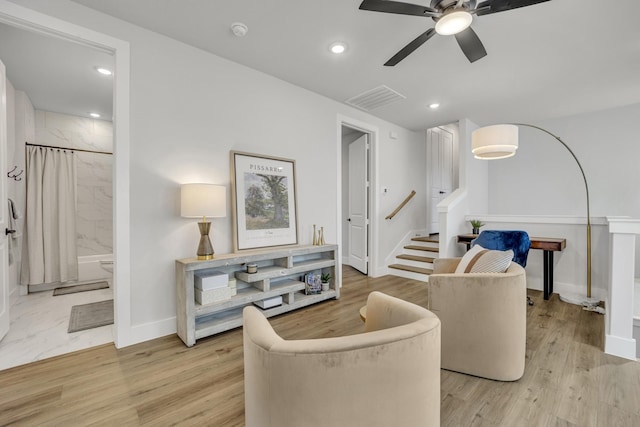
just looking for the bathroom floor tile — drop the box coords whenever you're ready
[0,286,114,371]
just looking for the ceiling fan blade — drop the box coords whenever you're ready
[454,27,487,63]
[384,28,437,66]
[475,0,551,16]
[359,0,440,17]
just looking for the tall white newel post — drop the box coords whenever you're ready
[605,217,640,360]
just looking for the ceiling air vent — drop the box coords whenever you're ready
[345,85,406,111]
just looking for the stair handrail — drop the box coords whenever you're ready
[385,190,416,220]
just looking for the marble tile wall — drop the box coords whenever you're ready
[35,111,113,256]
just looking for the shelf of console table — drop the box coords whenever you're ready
[176,244,339,346]
[457,234,566,300]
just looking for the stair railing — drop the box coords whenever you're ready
[385,190,416,220]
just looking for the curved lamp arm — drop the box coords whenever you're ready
[473,123,593,299]
[509,123,591,224]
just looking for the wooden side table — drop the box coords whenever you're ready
[457,234,566,300]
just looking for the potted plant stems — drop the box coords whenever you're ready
[470,219,484,235]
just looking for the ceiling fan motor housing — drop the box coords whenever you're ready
[431,0,477,11]
[431,0,476,23]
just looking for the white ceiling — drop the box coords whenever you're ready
[3,0,640,131]
[0,22,113,120]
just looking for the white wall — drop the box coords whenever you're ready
[487,103,640,277]
[8,0,424,339]
[376,129,427,275]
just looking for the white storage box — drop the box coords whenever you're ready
[229,278,237,296]
[196,287,231,305]
[195,270,228,291]
[253,296,283,309]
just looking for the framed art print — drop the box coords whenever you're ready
[230,151,299,251]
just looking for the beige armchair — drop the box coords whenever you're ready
[428,258,527,381]
[243,291,441,427]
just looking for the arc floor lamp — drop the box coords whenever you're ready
[471,123,599,307]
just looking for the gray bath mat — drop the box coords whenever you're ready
[68,300,114,333]
[54,281,109,296]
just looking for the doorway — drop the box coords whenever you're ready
[340,123,374,276]
[0,5,131,367]
[427,126,457,235]
[0,23,114,369]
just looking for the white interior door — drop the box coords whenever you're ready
[348,134,368,274]
[0,60,10,342]
[428,127,454,234]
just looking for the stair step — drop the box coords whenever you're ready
[397,254,435,264]
[404,245,439,253]
[412,236,439,244]
[389,264,433,275]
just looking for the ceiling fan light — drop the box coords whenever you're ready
[435,10,473,36]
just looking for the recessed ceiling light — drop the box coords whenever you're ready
[96,67,112,76]
[89,113,101,118]
[429,103,440,109]
[330,42,347,54]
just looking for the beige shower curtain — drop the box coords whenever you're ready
[21,146,78,285]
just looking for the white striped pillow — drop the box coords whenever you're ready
[456,245,514,274]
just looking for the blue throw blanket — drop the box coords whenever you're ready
[472,230,531,267]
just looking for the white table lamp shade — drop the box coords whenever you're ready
[181,184,226,218]
[472,124,519,159]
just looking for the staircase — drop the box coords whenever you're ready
[388,235,439,282]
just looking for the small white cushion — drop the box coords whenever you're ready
[454,244,485,273]
[455,245,514,274]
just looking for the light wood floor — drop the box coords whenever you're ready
[1,266,638,426]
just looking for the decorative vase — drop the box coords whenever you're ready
[321,282,330,292]
[313,224,318,245]
[472,228,480,234]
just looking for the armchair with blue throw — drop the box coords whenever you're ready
[427,230,531,381]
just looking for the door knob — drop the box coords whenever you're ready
[347,218,351,222]
[439,191,446,194]
[5,228,16,236]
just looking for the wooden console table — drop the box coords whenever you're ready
[457,234,566,300]
[176,245,339,346]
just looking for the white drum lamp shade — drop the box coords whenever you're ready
[181,183,226,260]
[472,124,519,159]
[181,183,226,219]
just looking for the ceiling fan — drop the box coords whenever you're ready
[359,0,551,65]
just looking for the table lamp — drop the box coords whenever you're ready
[181,183,226,260]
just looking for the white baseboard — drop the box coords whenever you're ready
[634,320,640,361]
[115,317,176,348]
[605,334,637,360]
[370,265,387,278]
